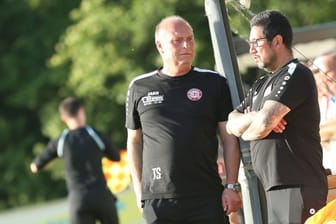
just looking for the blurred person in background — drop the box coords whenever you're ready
[312,51,336,176]
[30,97,120,224]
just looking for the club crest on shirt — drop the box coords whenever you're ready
[187,88,203,101]
[142,91,164,106]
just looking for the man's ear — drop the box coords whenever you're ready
[79,107,85,114]
[61,115,67,123]
[273,34,283,48]
[156,40,164,54]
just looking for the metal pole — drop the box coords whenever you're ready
[204,0,267,223]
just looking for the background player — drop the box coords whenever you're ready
[30,97,120,224]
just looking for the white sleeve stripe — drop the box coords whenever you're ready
[128,70,157,88]
[57,129,69,157]
[287,62,298,75]
[85,126,105,151]
[56,126,105,157]
[193,67,219,75]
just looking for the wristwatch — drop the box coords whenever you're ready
[224,183,241,192]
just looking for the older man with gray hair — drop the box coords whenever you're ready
[126,16,241,224]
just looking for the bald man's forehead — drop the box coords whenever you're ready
[159,17,192,28]
[157,21,193,40]
[162,19,192,31]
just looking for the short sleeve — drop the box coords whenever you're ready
[125,83,141,129]
[267,63,314,110]
[217,77,233,121]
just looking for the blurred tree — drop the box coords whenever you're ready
[0,0,80,209]
[46,0,213,144]
[42,0,213,183]
[227,0,336,41]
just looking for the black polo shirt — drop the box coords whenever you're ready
[237,59,327,191]
[126,67,233,200]
[33,127,120,192]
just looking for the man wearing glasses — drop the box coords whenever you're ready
[226,10,327,223]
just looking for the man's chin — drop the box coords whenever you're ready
[177,58,193,65]
[257,64,264,69]
[256,62,267,70]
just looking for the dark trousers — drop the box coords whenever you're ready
[266,186,327,224]
[69,187,119,224]
[143,196,229,224]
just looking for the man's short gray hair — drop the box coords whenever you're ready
[155,15,193,42]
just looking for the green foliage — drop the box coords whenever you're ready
[227,0,336,40]
[0,0,80,209]
[46,0,211,149]
[0,0,335,211]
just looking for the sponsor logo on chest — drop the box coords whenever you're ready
[142,91,164,106]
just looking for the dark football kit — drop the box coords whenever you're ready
[236,59,327,222]
[126,67,233,223]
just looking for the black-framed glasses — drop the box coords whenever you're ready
[248,37,267,48]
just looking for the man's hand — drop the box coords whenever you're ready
[222,189,242,215]
[241,100,290,141]
[30,163,38,173]
[136,194,143,213]
[273,119,287,133]
[244,106,252,114]
[226,109,254,137]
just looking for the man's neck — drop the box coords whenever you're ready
[270,53,294,74]
[66,121,86,130]
[161,64,192,77]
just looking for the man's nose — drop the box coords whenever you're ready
[249,45,257,54]
[182,40,188,48]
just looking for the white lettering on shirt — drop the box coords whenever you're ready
[152,167,162,180]
[142,91,164,106]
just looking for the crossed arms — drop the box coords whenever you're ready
[226,100,291,141]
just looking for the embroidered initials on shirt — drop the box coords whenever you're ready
[152,167,162,180]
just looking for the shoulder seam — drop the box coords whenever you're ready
[193,67,220,75]
[128,70,157,88]
[57,129,69,157]
[287,62,298,75]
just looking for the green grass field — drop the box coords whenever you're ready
[0,188,144,224]
[39,188,144,224]
[117,188,145,224]
[59,188,145,224]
